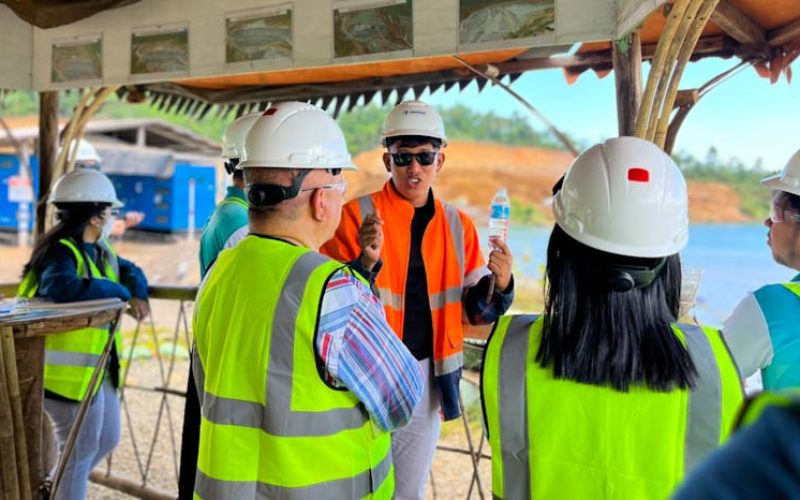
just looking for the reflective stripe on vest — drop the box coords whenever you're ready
[358,193,464,294]
[482,315,743,499]
[193,238,393,499]
[18,238,122,401]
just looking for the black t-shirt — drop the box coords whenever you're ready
[402,191,435,360]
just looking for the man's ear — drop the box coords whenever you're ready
[435,151,445,174]
[382,152,391,173]
[310,188,327,222]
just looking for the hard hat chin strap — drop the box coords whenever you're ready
[246,170,311,207]
[224,159,239,176]
[606,258,667,293]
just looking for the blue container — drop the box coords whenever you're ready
[0,154,215,234]
[0,154,40,231]
[109,163,216,232]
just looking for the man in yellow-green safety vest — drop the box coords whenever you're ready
[192,101,423,499]
[481,137,744,500]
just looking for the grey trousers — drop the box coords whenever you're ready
[44,377,121,500]
[391,357,442,500]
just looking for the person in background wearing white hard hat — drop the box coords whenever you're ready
[66,138,146,237]
[198,113,261,276]
[322,100,515,499]
[178,112,260,499]
[17,169,150,500]
[722,148,800,391]
[481,137,743,499]
[192,101,422,499]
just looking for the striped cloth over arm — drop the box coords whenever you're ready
[316,269,424,432]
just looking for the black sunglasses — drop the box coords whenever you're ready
[390,152,437,167]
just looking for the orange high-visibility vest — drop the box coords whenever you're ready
[323,181,487,419]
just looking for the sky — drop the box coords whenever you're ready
[423,57,798,172]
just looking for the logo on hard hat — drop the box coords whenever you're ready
[627,167,650,182]
[403,110,426,116]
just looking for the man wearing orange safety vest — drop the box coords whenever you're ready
[323,100,515,499]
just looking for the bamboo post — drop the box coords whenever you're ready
[654,0,722,147]
[53,85,120,204]
[1,328,31,500]
[0,327,20,500]
[14,336,46,499]
[646,0,705,141]
[635,0,691,138]
[55,88,94,178]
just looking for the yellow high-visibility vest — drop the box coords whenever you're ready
[18,238,122,401]
[193,235,393,499]
[482,315,744,500]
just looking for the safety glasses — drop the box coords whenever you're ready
[390,151,438,167]
[300,181,347,195]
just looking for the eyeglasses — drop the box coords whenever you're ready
[300,181,347,195]
[390,151,438,167]
[769,202,800,223]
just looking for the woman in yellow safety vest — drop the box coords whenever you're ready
[481,137,744,499]
[18,168,149,500]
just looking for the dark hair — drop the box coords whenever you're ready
[782,190,800,213]
[232,169,244,182]
[22,202,109,278]
[385,135,442,149]
[537,225,696,392]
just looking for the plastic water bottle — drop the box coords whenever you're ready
[487,188,510,298]
[488,188,510,248]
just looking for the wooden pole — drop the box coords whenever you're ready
[36,92,59,242]
[0,327,20,499]
[1,329,31,500]
[612,32,643,136]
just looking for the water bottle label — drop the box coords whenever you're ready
[491,205,510,219]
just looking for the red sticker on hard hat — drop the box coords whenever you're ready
[263,108,277,116]
[627,167,649,182]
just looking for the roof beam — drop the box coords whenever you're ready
[710,0,766,45]
[767,16,800,46]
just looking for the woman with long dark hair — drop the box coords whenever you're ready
[481,137,744,499]
[18,169,149,500]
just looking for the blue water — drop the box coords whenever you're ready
[481,223,795,327]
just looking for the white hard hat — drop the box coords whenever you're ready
[382,100,448,146]
[239,101,356,170]
[61,139,102,167]
[553,136,688,258]
[761,148,800,197]
[48,169,123,208]
[222,112,261,162]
